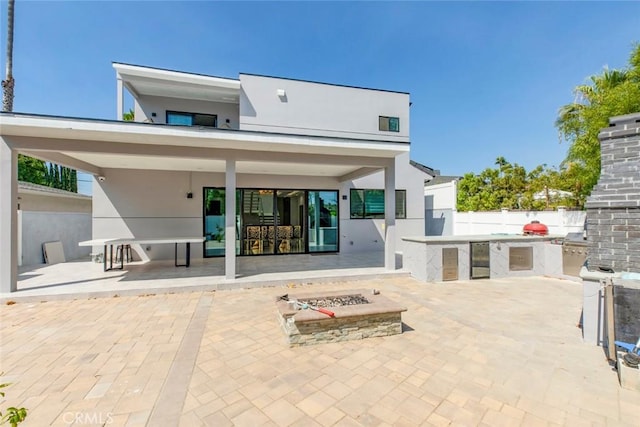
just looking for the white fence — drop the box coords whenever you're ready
[453,208,586,236]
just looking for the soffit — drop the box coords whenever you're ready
[2,114,408,177]
[114,63,241,103]
[59,152,356,176]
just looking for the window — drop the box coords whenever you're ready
[167,111,217,128]
[350,189,406,219]
[395,190,406,219]
[379,116,400,132]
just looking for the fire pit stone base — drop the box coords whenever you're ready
[275,289,407,347]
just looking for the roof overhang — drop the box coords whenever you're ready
[1,113,409,179]
[113,62,241,104]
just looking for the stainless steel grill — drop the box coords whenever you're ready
[563,232,588,276]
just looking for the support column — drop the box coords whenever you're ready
[384,161,396,270]
[0,137,18,293]
[116,78,124,120]
[225,159,236,280]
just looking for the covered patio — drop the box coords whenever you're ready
[0,112,408,294]
[5,251,406,302]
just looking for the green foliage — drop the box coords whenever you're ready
[18,155,77,193]
[556,43,640,200]
[456,157,580,211]
[0,374,28,426]
[122,108,135,121]
[17,155,46,184]
[43,163,77,192]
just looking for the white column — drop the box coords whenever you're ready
[225,160,236,280]
[116,78,123,120]
[0,137,18,293]
[384,161,396,270]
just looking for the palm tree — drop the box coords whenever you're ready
[2,0,15,112]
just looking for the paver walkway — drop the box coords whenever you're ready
[1,276,638,426]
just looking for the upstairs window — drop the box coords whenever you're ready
[379,116,400,132]
[167,111,217,128]
[350,189,406,219]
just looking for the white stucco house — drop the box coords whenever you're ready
[0,63,435,292]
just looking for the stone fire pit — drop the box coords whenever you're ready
[275,289,407,346]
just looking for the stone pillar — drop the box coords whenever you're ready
[384,161,396,270]
[581,113,640,346]
[0,137,18,293]
[585,113,640,274]
[225,160,236,280]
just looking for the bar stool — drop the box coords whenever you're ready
[116,244,132,263]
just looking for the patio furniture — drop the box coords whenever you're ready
[116,244,132,263]
[79,237,205,271]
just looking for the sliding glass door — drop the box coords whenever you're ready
[205,188,338,256]
[308,191,338,253]
[203,188,240,257]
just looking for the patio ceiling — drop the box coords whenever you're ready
[1,113,408,179]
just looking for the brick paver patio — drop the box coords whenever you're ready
[1,276,638,426]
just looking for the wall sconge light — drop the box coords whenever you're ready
[98,176,106,182]
[277,89,286,97]
[151,112,157,117]
[342,195,347,200]
[186,192,193,199]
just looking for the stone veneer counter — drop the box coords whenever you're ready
[402,234,564,282]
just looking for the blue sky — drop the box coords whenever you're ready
[2,1,639,195]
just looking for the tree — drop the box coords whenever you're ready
[123,108,134,121]
[556,43,640,202]
[2,0,15,111]
[4,0,78,193]
[17,155,46,184]
[456,157,578,211]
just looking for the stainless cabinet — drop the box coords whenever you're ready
[442,248,458,281]
[470,242,490,279]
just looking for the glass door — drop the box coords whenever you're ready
[241,189,275,255]
[203,188,240,257]
[308,191,338,253]
[275,190,305,254]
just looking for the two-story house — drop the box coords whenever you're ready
[0,63,434,293]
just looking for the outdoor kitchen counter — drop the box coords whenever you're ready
[402,234,563,244]
[402,234,565,283]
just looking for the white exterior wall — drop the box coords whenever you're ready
[20,211,91,266]
[424,180,457,236]
[92,169,338,261]
[425,181,457,209]
[134,95,239,128]
[340,153,428,254]
[454,209,587,236]
[239,74,409,142]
